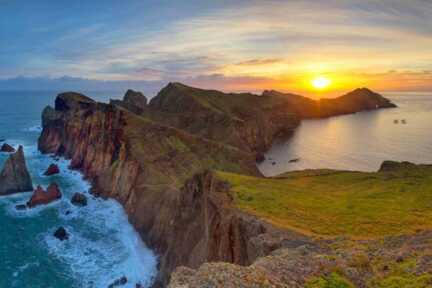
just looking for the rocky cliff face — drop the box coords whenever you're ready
[142,83,301,157]
[0,146,33,195]
[110,89,148,114]
[38,84,396,286]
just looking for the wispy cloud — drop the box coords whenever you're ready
[1,0,432,92]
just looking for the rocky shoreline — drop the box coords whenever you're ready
[36,83,397,287]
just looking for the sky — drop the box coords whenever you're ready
[1,0,431,96]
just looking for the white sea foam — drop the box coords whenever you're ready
[2,143,158,287]
[22,125,42,133]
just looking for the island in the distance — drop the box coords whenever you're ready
[33,83,432,287]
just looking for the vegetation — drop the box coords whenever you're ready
[216,166,432,238]
[305,272,354,288]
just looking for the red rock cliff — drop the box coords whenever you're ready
[38,85,396,286]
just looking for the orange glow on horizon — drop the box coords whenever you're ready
[311,76,331,90]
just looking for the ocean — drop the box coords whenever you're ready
[259,92,432,177]
[0,91,157,288]
[1,90,431,287]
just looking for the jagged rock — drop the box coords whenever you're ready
[0,143,15,153]
[15,204,27,210]
[108,276,127,288]
[44,163,60,176]
[379,161,418,172]
[54,227,69,241]
[55,92,95,111]
[124,89,147,109]
[255,153,265,163]
[71,192,87,206]
[27,183,62,208]
[0,146,33,195]
[110,89,147,114]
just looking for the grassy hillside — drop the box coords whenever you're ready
[216,165,432,239]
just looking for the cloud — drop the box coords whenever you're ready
[1,0,432,93]
[235,59,283,66]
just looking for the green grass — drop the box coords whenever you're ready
[305,272,354,288]
[369,258,432,288]
[216,167,432,238]
[371,275,432,288]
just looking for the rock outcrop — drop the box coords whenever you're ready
[27,183,62,208]
[0,143,15,153]
[110,89,147,114]
[0,146,33,195]
[379,160,423,172]
[37,84,396,286]
[71,192,87,206]
[53,227,69,241]
[43,163,60,176]
[108,276,128,288]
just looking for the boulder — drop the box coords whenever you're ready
[0,146,33,195]
[0,143,15,153]
[27,183,62,208]
[71,192,88,207]
[15,204,27,211]
[54,227,69,241]
[44,164,60,176]
[108,276,128,288]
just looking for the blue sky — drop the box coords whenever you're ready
[1,0,431,94]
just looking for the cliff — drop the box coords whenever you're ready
[170,164,432,287]
[0,145,33,195]
[38,84,396,286]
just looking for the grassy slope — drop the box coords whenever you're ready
[123,114,258,188]
[216,167,432,239]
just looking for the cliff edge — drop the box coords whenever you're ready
[38,84,396,286]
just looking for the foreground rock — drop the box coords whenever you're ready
[43,163,60,176]
[71,192,87,206]
[108,276,127,288]
[0,146,33,195]
[53,227,69,241]
[0,143,15,153]
[27,183,62,208]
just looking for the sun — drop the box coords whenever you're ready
[311,76,331,90]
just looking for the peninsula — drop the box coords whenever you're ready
[37,83,425,288]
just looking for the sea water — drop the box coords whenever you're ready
[0,91,157,288]
[259,92,432,176]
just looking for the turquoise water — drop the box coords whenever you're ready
[260,92,432,176]
[0,91,157,288]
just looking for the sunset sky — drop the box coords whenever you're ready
[1,0,431,96]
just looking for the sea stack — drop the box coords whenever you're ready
[0,143,15,153]
[44,163,60,176]
[27,183,62,208]
[0,146,33,195]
